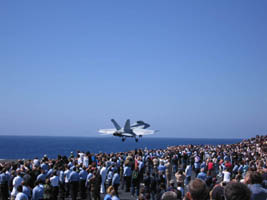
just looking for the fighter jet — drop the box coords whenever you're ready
[98,119,157,142]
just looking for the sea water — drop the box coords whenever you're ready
[0,135,242,159]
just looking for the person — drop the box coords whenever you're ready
[43,179,53,200]
[0,166,9,200]
[161,191,177,200]
[89,170,101,200]
[197,168,207,181]
[100,163,107,194]
[165,159,172,188]
[15,185,28,200]
[222,168,231,183]
[137,157,145,183]
[85,168,93,200]
[110,186,120,200]
[207,160,214,176]
[245,171,267,200]
[36,170,46,183]
[150,172,157,200]
[69,167,79,200]
[131,167,140,197]
[21,182,31,199]
[167,179,181,199]
[79,166,88,199]
[224,182,251,200]
[175,170,185,187]
[171,155,178,174]
[143,172,151,193]
[185,178,209,200]
[64,165,71,197]
[50,171,59,200]
[106,167,113,188]
[156,183,166,200]
[104,186,113,200]
[112,169,120,197]
[205,170,213,190]
[32,180,44,200]
[184,163,192,185]
[122,163,132,192]
[153,157,159,173]
[11,171,24,200]
[158,161,166,174]
[210,184,225,200]
[58,167,65,200]
[177,182,184,199]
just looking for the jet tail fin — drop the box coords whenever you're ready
[124,119,131,132]
[111,119,121,130]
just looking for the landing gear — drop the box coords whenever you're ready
[135,138,138,142]
[122,137,126,142]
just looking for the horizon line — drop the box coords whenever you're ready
[0,134,245,140]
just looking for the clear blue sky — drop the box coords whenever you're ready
[0,0,266,138]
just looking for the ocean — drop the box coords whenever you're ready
[0,136,242,159]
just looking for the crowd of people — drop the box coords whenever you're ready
[0,135,266,200]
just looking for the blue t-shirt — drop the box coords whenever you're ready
[104,194,112,200]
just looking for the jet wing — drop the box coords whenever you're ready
[133,129,156,136]
[121,132,135,137]
[98,129,116,134]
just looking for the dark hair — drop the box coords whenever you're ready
[224,182,251,200]
[250,171,263,184]
[222,181,228,187]
[17,185,23,192]
[211,185,225,200]
[188,179,209,200]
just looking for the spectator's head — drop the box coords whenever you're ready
[45,178,50,185]
[161,191,177,200]
[106,186,114,195]
[17,185,23,193]
[250,171,263,184]
[244,171,252,184]
[185,178,209,200]
[210,185,225,200]
[224,182,251,200]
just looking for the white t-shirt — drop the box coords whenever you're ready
[64,170,71,183]
[11,176,23,196]
[83,156,89,168]
[223,171,231,182]
[100,167,107,181]
[185,165,192,177]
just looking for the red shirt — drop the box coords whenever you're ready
[208,162,214,170]
[225,161,232,169]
